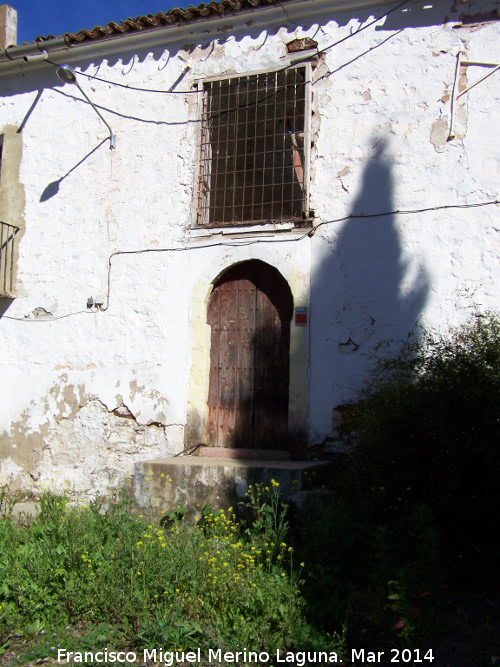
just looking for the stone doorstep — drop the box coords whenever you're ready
[134,456,332,517]
[199,447,290,461]
[136,455,329,471]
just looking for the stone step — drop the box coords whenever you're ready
[199,447,290,461]
[134,455,332,519]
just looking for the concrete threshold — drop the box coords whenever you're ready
[200,447,290,461]
[6,456,334,523]
[134,455,333,519]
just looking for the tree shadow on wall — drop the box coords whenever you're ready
[309,138,430,434]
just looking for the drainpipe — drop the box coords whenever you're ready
[0,36,69,63]
[0,4,70,64]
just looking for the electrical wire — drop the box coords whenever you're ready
[3,310,96,322]
[10,1,496,324]
[51,20,401,130]
[47,0,411,97]
[3,199,498,323]
[46,0,413,129]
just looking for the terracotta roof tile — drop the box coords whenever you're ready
[33,0,293,45]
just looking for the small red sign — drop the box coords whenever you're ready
[295,307,307,326]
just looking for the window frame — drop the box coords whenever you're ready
[193,62,312,229]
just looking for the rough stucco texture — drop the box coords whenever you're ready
[0,0,499,495]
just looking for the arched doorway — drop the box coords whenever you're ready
[207,260,293,450]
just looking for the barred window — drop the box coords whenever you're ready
[196,66,310,227]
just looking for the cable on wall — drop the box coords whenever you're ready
[47,0,411,97]
[3,199,498,323]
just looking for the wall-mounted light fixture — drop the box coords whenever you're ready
[56,64,116,149]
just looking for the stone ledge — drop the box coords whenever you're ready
[199,447,290,461]
[134,456,332,519]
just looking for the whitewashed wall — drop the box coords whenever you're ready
[1,0,499,495]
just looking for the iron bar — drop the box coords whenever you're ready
[0,221,19,295]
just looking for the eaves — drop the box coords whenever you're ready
[0,0,398,77]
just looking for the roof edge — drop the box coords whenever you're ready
[0,0,400,76]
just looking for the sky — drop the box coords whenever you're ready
[13,0,192,44]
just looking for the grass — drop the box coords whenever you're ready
[0,482,345,666]
[1,478,499,666]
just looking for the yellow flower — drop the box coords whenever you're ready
[271,479,280,487]
[300,562,305,567]
[137,571,141,576]
[160,473,165,478]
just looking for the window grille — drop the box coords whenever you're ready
[197,66,309,226]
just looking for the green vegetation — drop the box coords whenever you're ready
[0,482,343,665]
[297,312,500,650]
[348,311,500,558]
[1,312,499,664]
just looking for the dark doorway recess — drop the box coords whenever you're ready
[207,260,293,450]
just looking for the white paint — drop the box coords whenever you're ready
[1,0,499,495]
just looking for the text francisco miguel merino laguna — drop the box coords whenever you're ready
[57,648,358,664]
[57,647,435,664]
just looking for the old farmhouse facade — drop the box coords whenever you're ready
[0,0,499,496]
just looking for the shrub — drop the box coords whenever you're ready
[345,312,500,560]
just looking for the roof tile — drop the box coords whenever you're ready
[33,0,289,45]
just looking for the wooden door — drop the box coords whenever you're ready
[207,261,292,449]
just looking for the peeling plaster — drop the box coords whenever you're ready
[338,338,360,355]
[31,306,53,318]
[1,0,500,494]
[430,118,450,150]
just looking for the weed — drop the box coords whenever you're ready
[239,479,289,552]
[0,483,15,520]
[0,488,321,661]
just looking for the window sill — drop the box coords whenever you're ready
[187,220,313,242]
